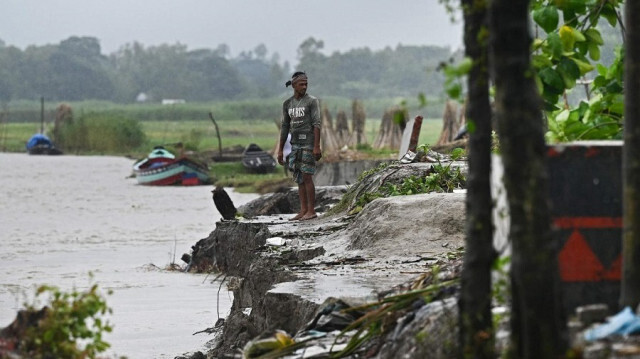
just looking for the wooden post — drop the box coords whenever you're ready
[40,96,44,134]
[208,112,223,159]
[408,116,423,152]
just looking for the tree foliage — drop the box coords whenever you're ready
[0,36,456,103]
[442,0,624,143]
[530,0,625,142]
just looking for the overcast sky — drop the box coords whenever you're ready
[0,0,463,65]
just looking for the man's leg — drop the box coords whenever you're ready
[301,174,317,220]
[289,183,307,221]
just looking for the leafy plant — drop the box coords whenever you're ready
[531,0,625,142]
[440,57,473,101]
[346,148,466,214]
[441,0,625,143]
[21,283,113,359]
[385,148,466,196]
[545,46,624,142]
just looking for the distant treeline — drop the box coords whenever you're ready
[3,97,448,125]
[0,36,458,103]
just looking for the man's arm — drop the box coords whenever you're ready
[278,103,291,165]
[311,98,322,161]
[313,126,321,160]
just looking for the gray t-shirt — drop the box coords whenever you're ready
[280,94,321,149]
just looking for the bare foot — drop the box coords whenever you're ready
[300,213,318,221]
[289,213,305,221]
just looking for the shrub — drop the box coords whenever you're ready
[20,283,113,359]
[57,113,146,153]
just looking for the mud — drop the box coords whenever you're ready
[186,162,467,358]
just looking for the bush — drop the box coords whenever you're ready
[21,283,113,359]
[58,113,146,153]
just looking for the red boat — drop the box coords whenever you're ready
[133,146,211,186]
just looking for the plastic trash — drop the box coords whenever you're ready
[266,237,286,246]
[400,150,417,164]
[584,306,640,341]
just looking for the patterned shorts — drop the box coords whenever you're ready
[287,147,316,184]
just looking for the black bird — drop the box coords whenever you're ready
[212,186,237,220]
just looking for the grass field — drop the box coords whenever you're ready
[0,117,445,156]
[143,117,445,154]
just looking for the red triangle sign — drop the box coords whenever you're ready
[558,229,605,282]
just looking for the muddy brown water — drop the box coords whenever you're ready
[0,153,259,358]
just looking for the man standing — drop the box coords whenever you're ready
[277,71,322,220]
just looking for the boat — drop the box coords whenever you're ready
[242,143,277,174]
[26,133,63,155]
[132,146,211,186]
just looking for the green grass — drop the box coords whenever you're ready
[0,122,44,152]
[1,117,444,156]
[140,118,279,154]
[208,161,293,193]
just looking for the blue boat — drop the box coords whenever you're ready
[26,134,63,155]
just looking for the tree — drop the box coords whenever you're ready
[621,0,640,309]
[530,0,625,143]
[489,0,568,357]
[458,0,494,357]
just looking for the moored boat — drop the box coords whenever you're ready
[133,146,210,186]
[242,143,277,174]
[26,133,63,155]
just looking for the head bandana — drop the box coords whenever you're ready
[285,72,308,87]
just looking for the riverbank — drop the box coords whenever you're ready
[179,154,640,359]
[182,161,468,358]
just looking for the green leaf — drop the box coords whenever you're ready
[564,121,589,136]
[466,120,476,134]
[561,0,586,13]
[542,92,560,111]
[609,100,624,115]
[539,67,565,94]
[532,54,553,69]
[576,41,589,56]
[588,43,601,61]
[557,58,580,89]
[446,83,462,100]
[572,58,594,75]
[569,108,583,124]
[571,28,586,42]
[546,33,563,59]
[606,81,623,95]
[533,6,559,33]
[555,109,570,123]
[456,57,473,75]
[585,28,604,45]
[601,4,619,27]
[451,148,464,160]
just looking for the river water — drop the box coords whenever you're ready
[0,153,259,358]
